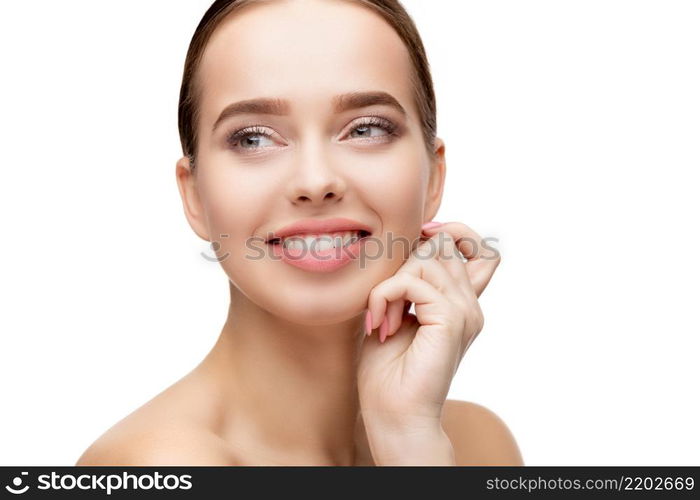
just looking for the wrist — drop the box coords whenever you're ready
[363,419,456,466]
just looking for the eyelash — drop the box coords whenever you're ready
[225,116,399,154]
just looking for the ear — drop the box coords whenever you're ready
[424,137,446,222]
[175,156,211,242]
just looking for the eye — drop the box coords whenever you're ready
[226,126,277,153]
[346,116,398,142]
[225,116,400,155]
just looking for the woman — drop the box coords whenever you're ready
[76,0,523,466]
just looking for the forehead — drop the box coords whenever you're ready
[196,0,417,124]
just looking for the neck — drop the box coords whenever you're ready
[200,281,373,465]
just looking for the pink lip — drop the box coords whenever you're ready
[269,234,369,273]
[265,217,372,242]
[265,217,373,273]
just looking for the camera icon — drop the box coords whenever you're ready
[5,472,29,494]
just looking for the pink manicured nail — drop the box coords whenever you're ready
[421,221,443,231]
[379,317,389,343]
[365,310,373,336]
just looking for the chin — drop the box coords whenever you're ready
[256,284,369,326]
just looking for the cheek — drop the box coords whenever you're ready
[357,153,426,266]
[365,153,426,222]
[369,139,427,195]
[195,170,269,269]
[201,176,271,297]
[199,168,268,235]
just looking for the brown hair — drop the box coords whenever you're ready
[178,0,437,170]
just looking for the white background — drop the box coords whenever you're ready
[1,0,698,466]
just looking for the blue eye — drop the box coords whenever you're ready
[225,116,399,154]
[226,126,276,152]
[348,116,398,140]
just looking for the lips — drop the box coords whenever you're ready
[265,217,373,244]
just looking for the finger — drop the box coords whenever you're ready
[425,231,473,297]
[367,272,446,340]
[469,258,500,299]
[420,226,476,298]
[383,298,406,341]
[374,235,470,342]
[422,222,501,298]
[401,235,465,297]
[384,299,416,340]
[417,232,482,349]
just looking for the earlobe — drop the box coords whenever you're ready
[175,156,211,242]
[424,137,447,221]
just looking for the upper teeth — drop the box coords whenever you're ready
[278,231,364,250]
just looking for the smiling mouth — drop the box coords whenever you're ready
[267,229,372,248]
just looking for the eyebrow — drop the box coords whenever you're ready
[211,91,407,133]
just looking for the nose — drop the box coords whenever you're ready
[286,139,347,207]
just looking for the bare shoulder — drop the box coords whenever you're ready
[75,376,236,466]
[75,418,236,466]
[442,399,524,465]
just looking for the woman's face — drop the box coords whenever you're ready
[177,0,445,324]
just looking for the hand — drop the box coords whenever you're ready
[356,221,501,462]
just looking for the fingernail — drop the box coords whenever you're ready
[365,310,373,336]
[421,221,443,231]
[379,317,389,343]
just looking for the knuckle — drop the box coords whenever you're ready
[472,308,485,333]
[493,252,502,266]
[459,299,484,334]
[446,302,467,331]
[394,268,413,279]
[415,240,435,259]
[452,295,473,317]
[368,279,389,300]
